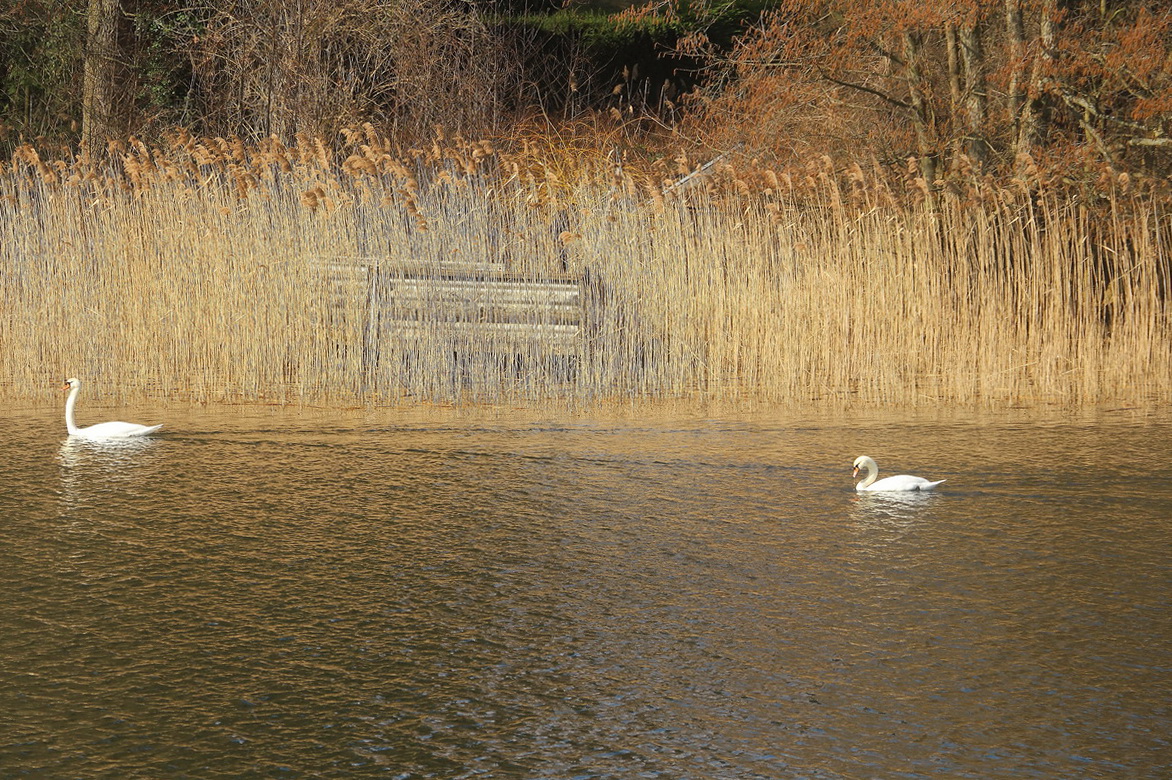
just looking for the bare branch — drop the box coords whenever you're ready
[1130,137,1172,148]
[818,72,914,112]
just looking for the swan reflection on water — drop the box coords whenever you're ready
[58,435,160,467]
[57,436,166,516]
[58,436,162,493]
[849,488,943,532]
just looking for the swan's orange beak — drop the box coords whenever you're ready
[61,381,70,391]
[852,466,859,478]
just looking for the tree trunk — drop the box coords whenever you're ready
[82,0,120,150]
[902,31,937,201]
[1018,0,1059,154]
[1005,0,1026,136]
[959,21,989,168]
[945,23,964,164]
[945,24,961,115]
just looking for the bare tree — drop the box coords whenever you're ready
[184,0,519,142]
[1004,0,1026,137]
[958,15,989,167]
[82,0,120,149]
[902,30,938,195]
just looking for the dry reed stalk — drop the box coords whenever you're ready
[1,136,1169,408]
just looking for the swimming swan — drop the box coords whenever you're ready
[853,455,944,492]
[62,378,163,439]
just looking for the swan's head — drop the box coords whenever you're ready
[852,455,876,478]
[62,377,80,391]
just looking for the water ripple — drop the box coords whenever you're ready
[0,408,1169,778]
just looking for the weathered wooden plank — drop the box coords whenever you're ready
[384,321,581,350]
[388,277,581,305]
[318,258,586,356]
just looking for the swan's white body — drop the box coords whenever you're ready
[63,378,162,439]
[853,455,944,492]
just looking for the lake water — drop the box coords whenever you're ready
[1,402,1169,779]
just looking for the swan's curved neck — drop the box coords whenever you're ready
[857,461,878,489]
[64,386,81,435]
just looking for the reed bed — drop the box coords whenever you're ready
[1,129,1169,407]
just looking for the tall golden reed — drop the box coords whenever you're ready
[1,131,1168,406]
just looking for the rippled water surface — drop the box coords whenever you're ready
[1,402,1170,779]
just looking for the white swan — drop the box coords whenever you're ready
[853,455,944,492]
[62,378,163,439]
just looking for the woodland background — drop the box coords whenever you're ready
[1,0,1170,188]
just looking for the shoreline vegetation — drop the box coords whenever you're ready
[2,127,1169,408]
[1,1,1170,408]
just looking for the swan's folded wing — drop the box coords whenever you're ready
[866,474,944,491]
[74,421,163,438]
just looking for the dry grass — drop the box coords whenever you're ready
[1,129,1169,407]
